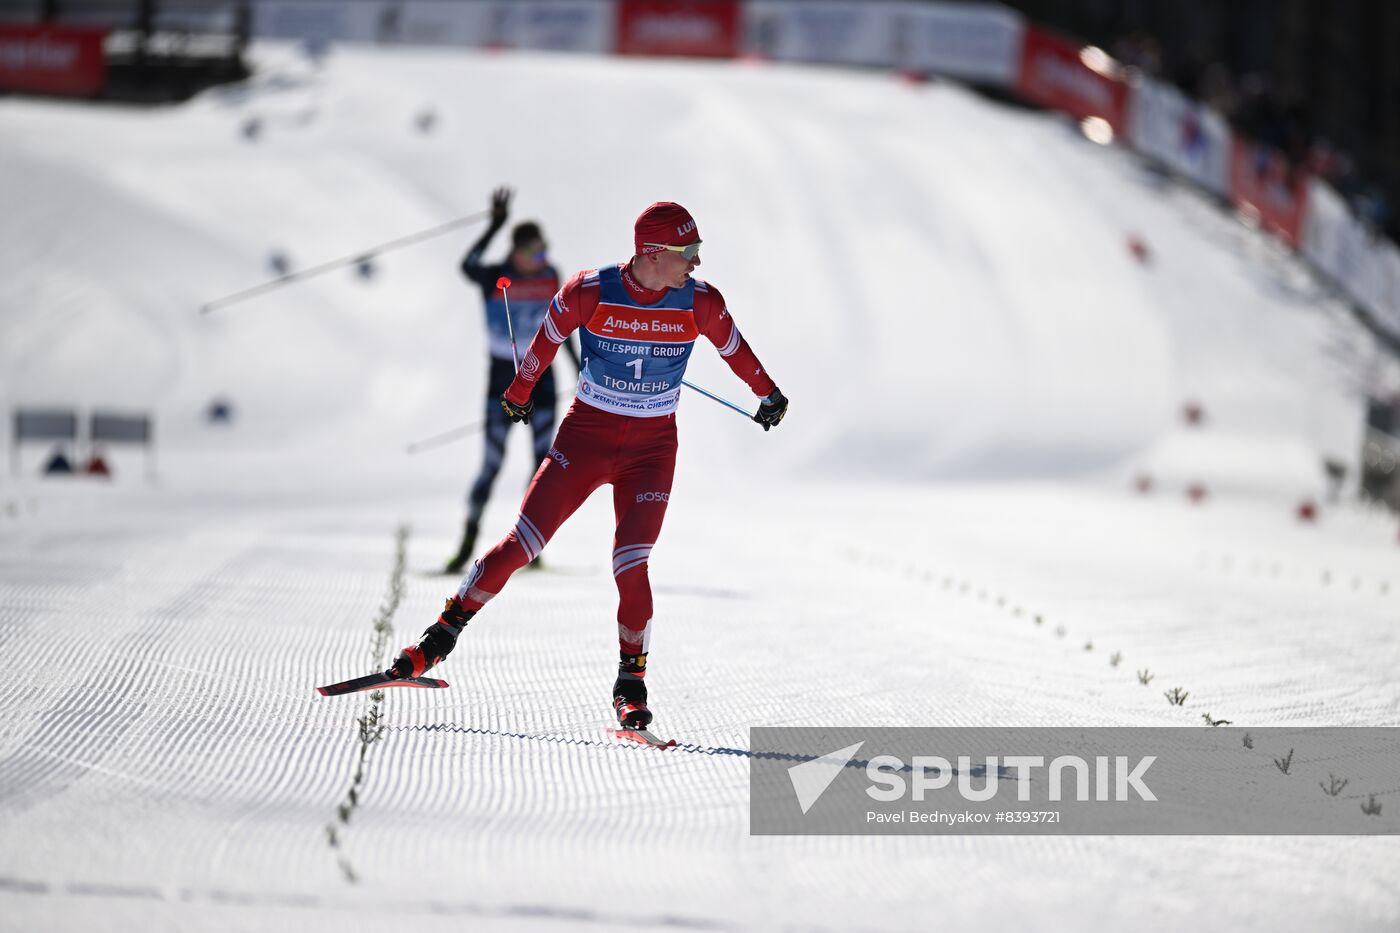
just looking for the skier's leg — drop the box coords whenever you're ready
[520,368,559,571]
[466,402,509,523]
[610,420,678,653]
[466,359,518,521]
[394,407,608,679]
[457,405,607,612]
[447,360,514,573]
[608,418,678,728]
[446,406,504,573]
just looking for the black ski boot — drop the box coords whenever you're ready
[612,651,652,730]
[444,519,480,576]
[388,597,474,678]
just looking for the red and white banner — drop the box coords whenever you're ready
[1228,137,1307,247]
[617,0,740,58]
[0,24,106,96]
[1016,26,1129,135]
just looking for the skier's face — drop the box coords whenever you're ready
[654,246,700,288]
[512,239,548,274]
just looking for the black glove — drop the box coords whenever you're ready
[500,394,533,424]
[489,186,512,227]
[753,389,788,431]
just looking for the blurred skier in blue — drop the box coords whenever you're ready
[445,187,579,574]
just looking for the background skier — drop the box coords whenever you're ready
[445,186,580,574]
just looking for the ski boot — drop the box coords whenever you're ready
[388,597,474,678]
[612,651,652,730]
[443,519,480,576]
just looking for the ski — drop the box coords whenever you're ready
[614,728,677,749]
[315,672,449,697]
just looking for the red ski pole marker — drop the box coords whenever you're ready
[498,276,520,371]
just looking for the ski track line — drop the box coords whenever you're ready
[387,721,801,760]
[322,523,409,884]
[0,874,740,931]
[385,721,1026,784]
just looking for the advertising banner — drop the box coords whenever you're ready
[1302,179,1363,288]
[253,1,387,43]
[13,410,78,442]
[1016,25,1129,135]
[1380,246,1400,339]
[900,2,1023,86]
[1128,77,1230,196]
[1229,137,1307,247]
[617,0,739,58]
[379,2,494,47]
[0,24,106,96]
[1295,178,1400,340]
[743,1,902,68]
[256,1,613,53]
[483,1,615,54]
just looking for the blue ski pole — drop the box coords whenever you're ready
[682,379,755,420]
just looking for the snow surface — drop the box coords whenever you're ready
[1,44,1398,932]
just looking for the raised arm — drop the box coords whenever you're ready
[461,186,511,288]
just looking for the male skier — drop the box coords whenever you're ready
[392,202,788,731]
[445,186,580,574]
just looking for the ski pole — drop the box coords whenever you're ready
[406,388,568,455]
[404,419,485,455]
[413,276,518,453]
[682,379,755,420]
[497,275,520,373]
[200,209,492,314]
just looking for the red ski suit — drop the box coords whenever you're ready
[455,262,776,654]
